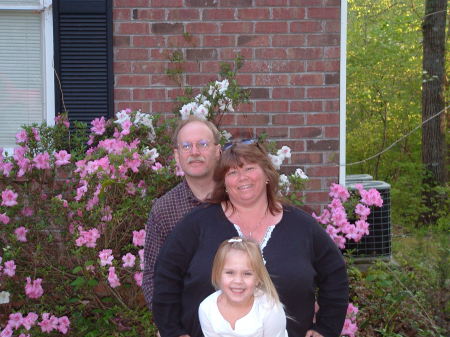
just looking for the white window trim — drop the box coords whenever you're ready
[1,0,54,155]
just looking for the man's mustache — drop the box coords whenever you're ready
[187,156,205,163]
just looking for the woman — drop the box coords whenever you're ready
[153,141,349,337]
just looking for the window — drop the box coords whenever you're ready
[0,0,54,151]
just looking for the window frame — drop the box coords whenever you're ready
[0,0,54,153]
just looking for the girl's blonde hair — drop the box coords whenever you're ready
[211,237,280,305]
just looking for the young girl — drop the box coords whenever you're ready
[198,237,289,337]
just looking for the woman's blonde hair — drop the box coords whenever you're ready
[211,237,280,305]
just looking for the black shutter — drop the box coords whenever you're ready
[53,0,113,125]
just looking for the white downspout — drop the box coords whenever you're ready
[339,0,348,185]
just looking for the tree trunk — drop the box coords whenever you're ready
[420,0,448,225]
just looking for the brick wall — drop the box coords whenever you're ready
[112,0,341,211]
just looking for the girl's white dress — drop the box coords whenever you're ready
[198,290,289,337]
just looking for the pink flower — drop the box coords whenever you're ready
[55,114,70,128]
[22,312,38,330]
[347,303,359,319]
[14,226,28,242]
[21,207,34,217]
[120,119,132,136]
[90,117,106,135]
[0,326,13,337]
[151,162,163,171]
[1,162,14,177]
[329,183,350,202]
[134,272,143,287]
[8,312,23,329]
[31,128,40,141]
[341,318,358,337]
[107,267,121,288]
[360,188,383,207]
[75,228,101,248]
[4,260,16,277]
[312,209,330,225]
[126,182,136,195]
[132,229,146,247]
[125,152,141,173]
[54,150,71,167]
[38,313,58,333]
[33,152,51,170]
[122,253,136,268]
[139,249,145,270]
[25,277,44,299]
[15,130,28,143]
[355,220,370,237]
[355,203,370,220]
[0,213,10,224]
[99,249,114,266]
[57,316,70,334]
[1,189,18,207]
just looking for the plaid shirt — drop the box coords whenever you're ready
[142,180,201,309]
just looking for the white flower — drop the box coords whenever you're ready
[195,94,207,103]
[208,85,217,98]
[193,104,208,120]
[221,130,232,141]
[217,79,229,93]
[277,146,291,160]
[180,102,198,120]
[279,174,290,194]
[202,100,211,108]
[269,154,283,170]
[115,110,131,125]
[294,168,308,180]
[218,99,226,111]
[143,148,159,162]
[0,291,10,304]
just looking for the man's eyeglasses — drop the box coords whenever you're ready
[178,140,212,153]
[222,138,258,151]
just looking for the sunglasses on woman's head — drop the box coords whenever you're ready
[222,138,258,151]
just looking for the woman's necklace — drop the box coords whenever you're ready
[235,207,268,239]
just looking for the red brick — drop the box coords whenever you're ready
[117,101,150,111]
[307,87,339,99]
[113,9,131,20]
[249,88,270,99]
[323,152,339,164]
[290,101,323,112]
[305,178,322,190]
[204,35,235,47]
[307,166,339,177]
[307,140,339,151]
[152,0,183,6]
[168,9,200,20]
[308,8,340,19]
[325,73,339,85]
[256,126,288,138]
[186,48,218,60]
[255,0,288,5]
[291,153,323,164]
[323,100,339,112]
[234,74,253,86]
[186,0,217,6]
[114,89,131,100]
[116,22,149,35]
[235,102,254,113]
[151,101,177,113]
[272,87,305,99]
[215,113,236,126]
[272,8,306,20]
[133,36,165,48]
[152,23,184,34]
[287,47,323,59]
[199,61,222,73]
[275,140,304,151]
[255,74,289,86]
[237,8,270,20]
[167,35,201,47]
[272,113,305,125]
[305,191,330,203]
[116,75,149,87]
[255,22,288,34]
[135,9,165,20]
[220,22,254,34]
[221,0,253,7]
[114,61,131,73]
[186,22,219,34]
[133,89,166,100]
[203,8,235,20]
[237,35,270,47]
[167,88,186,99]
[324,46,340,58]
[325,20,340,33]
[271,60,305,72]
[272,34,306,47]
[116,48,149,60]
[255,101,289,112]
[290,0,321,5]
[290,74,324,86]
[150,49,172,60]
[307,60,339,72]
[291,21,323,33]
[219,48,253,60]
[114,0,149,7]
[290,126,322,138]
[240,61,271,73]
[307,113,339,124]
[236,114,269,125]
[186,74,218,86]
[324,126,339,138]
[151,74,179,86]
[255,48,288,59]
[308,34,340,46]
[114,36,130,47]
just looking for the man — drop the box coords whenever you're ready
[142,116,221,310]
